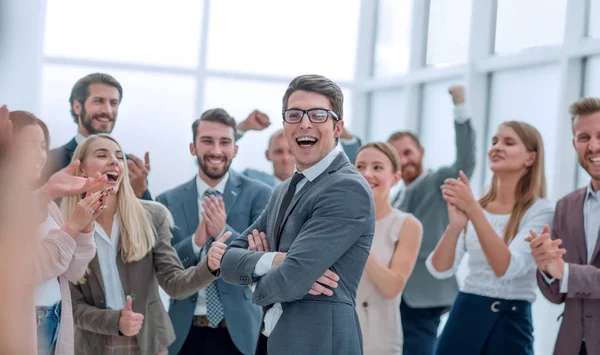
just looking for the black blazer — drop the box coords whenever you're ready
[43,137,152,200]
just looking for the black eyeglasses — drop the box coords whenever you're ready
[282,108,339,124]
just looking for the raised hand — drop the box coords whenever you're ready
[308,269,339,296]
[118,295,144,337]
[62,190,108,237]
[247,229,269,251]
[127,153,150,198]
[207,232,232,272]
[202,195,226,238]
[42,160,108,203]
[448,85,465,105]
[237,109,271,132]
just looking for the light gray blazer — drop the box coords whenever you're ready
[397,120,476,308]
[221,153,375,355]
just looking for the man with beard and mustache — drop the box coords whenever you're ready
[156,108,271,355]
[388,85,476,355]
[42,73,153,200]
[527,97,600,355]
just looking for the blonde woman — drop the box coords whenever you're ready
[427,121,554,354]
[354,142,423,355]
[64,134,229,354]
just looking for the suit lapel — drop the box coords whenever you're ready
[275,153,350,248]
[223,171,242,216]
[571,189,588,264]
[88,255,106,297]
[181,178,199,236]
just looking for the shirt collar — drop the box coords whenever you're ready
[74,132,87,145]
[94,215,119,245]
[196,172,229,197]
[295,147,340,182]
[586,183,599,200]
[406,170,430,188]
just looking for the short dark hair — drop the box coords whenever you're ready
[387,131,421,148]
[69,73,123,123]
[9,111,50,151]
[192,108,237,143]
[282,74,344,120]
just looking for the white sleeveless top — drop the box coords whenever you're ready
[356,209,409,355]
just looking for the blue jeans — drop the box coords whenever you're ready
[36,301,61,355]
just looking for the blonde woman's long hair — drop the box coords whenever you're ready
[479,121,547,244]
[61,134,156,263]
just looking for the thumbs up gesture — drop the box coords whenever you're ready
[118,295,144,336]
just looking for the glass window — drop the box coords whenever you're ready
[426,0,472,67]
[486,65,561,198]
[589,1,600,38]
[206,0,360,81]
[202,77,352,175]
[494,0,567,54]
[43,0,203,68]
[420,79,464,172]
[373,0,413,77]
[368,89,407,141]
[41,64,197,196]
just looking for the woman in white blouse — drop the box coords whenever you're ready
[427,121,554,355]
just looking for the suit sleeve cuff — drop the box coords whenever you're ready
[253,252,277,277]
[559,263,569,294]
[540,271,555,285]
[454,104,470,123]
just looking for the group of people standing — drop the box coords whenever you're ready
[0,70,598,355]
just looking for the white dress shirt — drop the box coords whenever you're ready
[95,216,127,310]
[391,104,470,207]
[74,132,86,144]
[543,184,600,292]
[253,147,341,336]
[34,214,64,307]
[426,199,554,303]
[190,173,229,315]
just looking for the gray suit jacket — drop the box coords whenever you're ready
[537,188,600,355]
[243,169,277,187]
[221,153,375,355]
[156,171,272,355]
[398,120,476,308]
[69,202,217,354]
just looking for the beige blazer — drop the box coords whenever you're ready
[69,201,217,354]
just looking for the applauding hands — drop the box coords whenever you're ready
[525,225,566,279]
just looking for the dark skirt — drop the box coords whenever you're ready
[434,292,533,355]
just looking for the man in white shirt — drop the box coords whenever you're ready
[156,109,271,355]
[529,97,600,355]
[221,74,375,354]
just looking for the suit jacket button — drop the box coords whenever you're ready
[191,296,197,302]
[362,302,368,308]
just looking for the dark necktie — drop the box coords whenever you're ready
[202,188,224,327]
[273,172,304,251]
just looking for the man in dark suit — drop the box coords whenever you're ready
[157,108,270,355]
[528,97,600,355]
[42,73,152,200]
[221,74,375,354]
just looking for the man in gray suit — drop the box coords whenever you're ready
[220,74,375,354]
[156,109,271,355]
[528,97,600,355]
[390,85,476,355]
